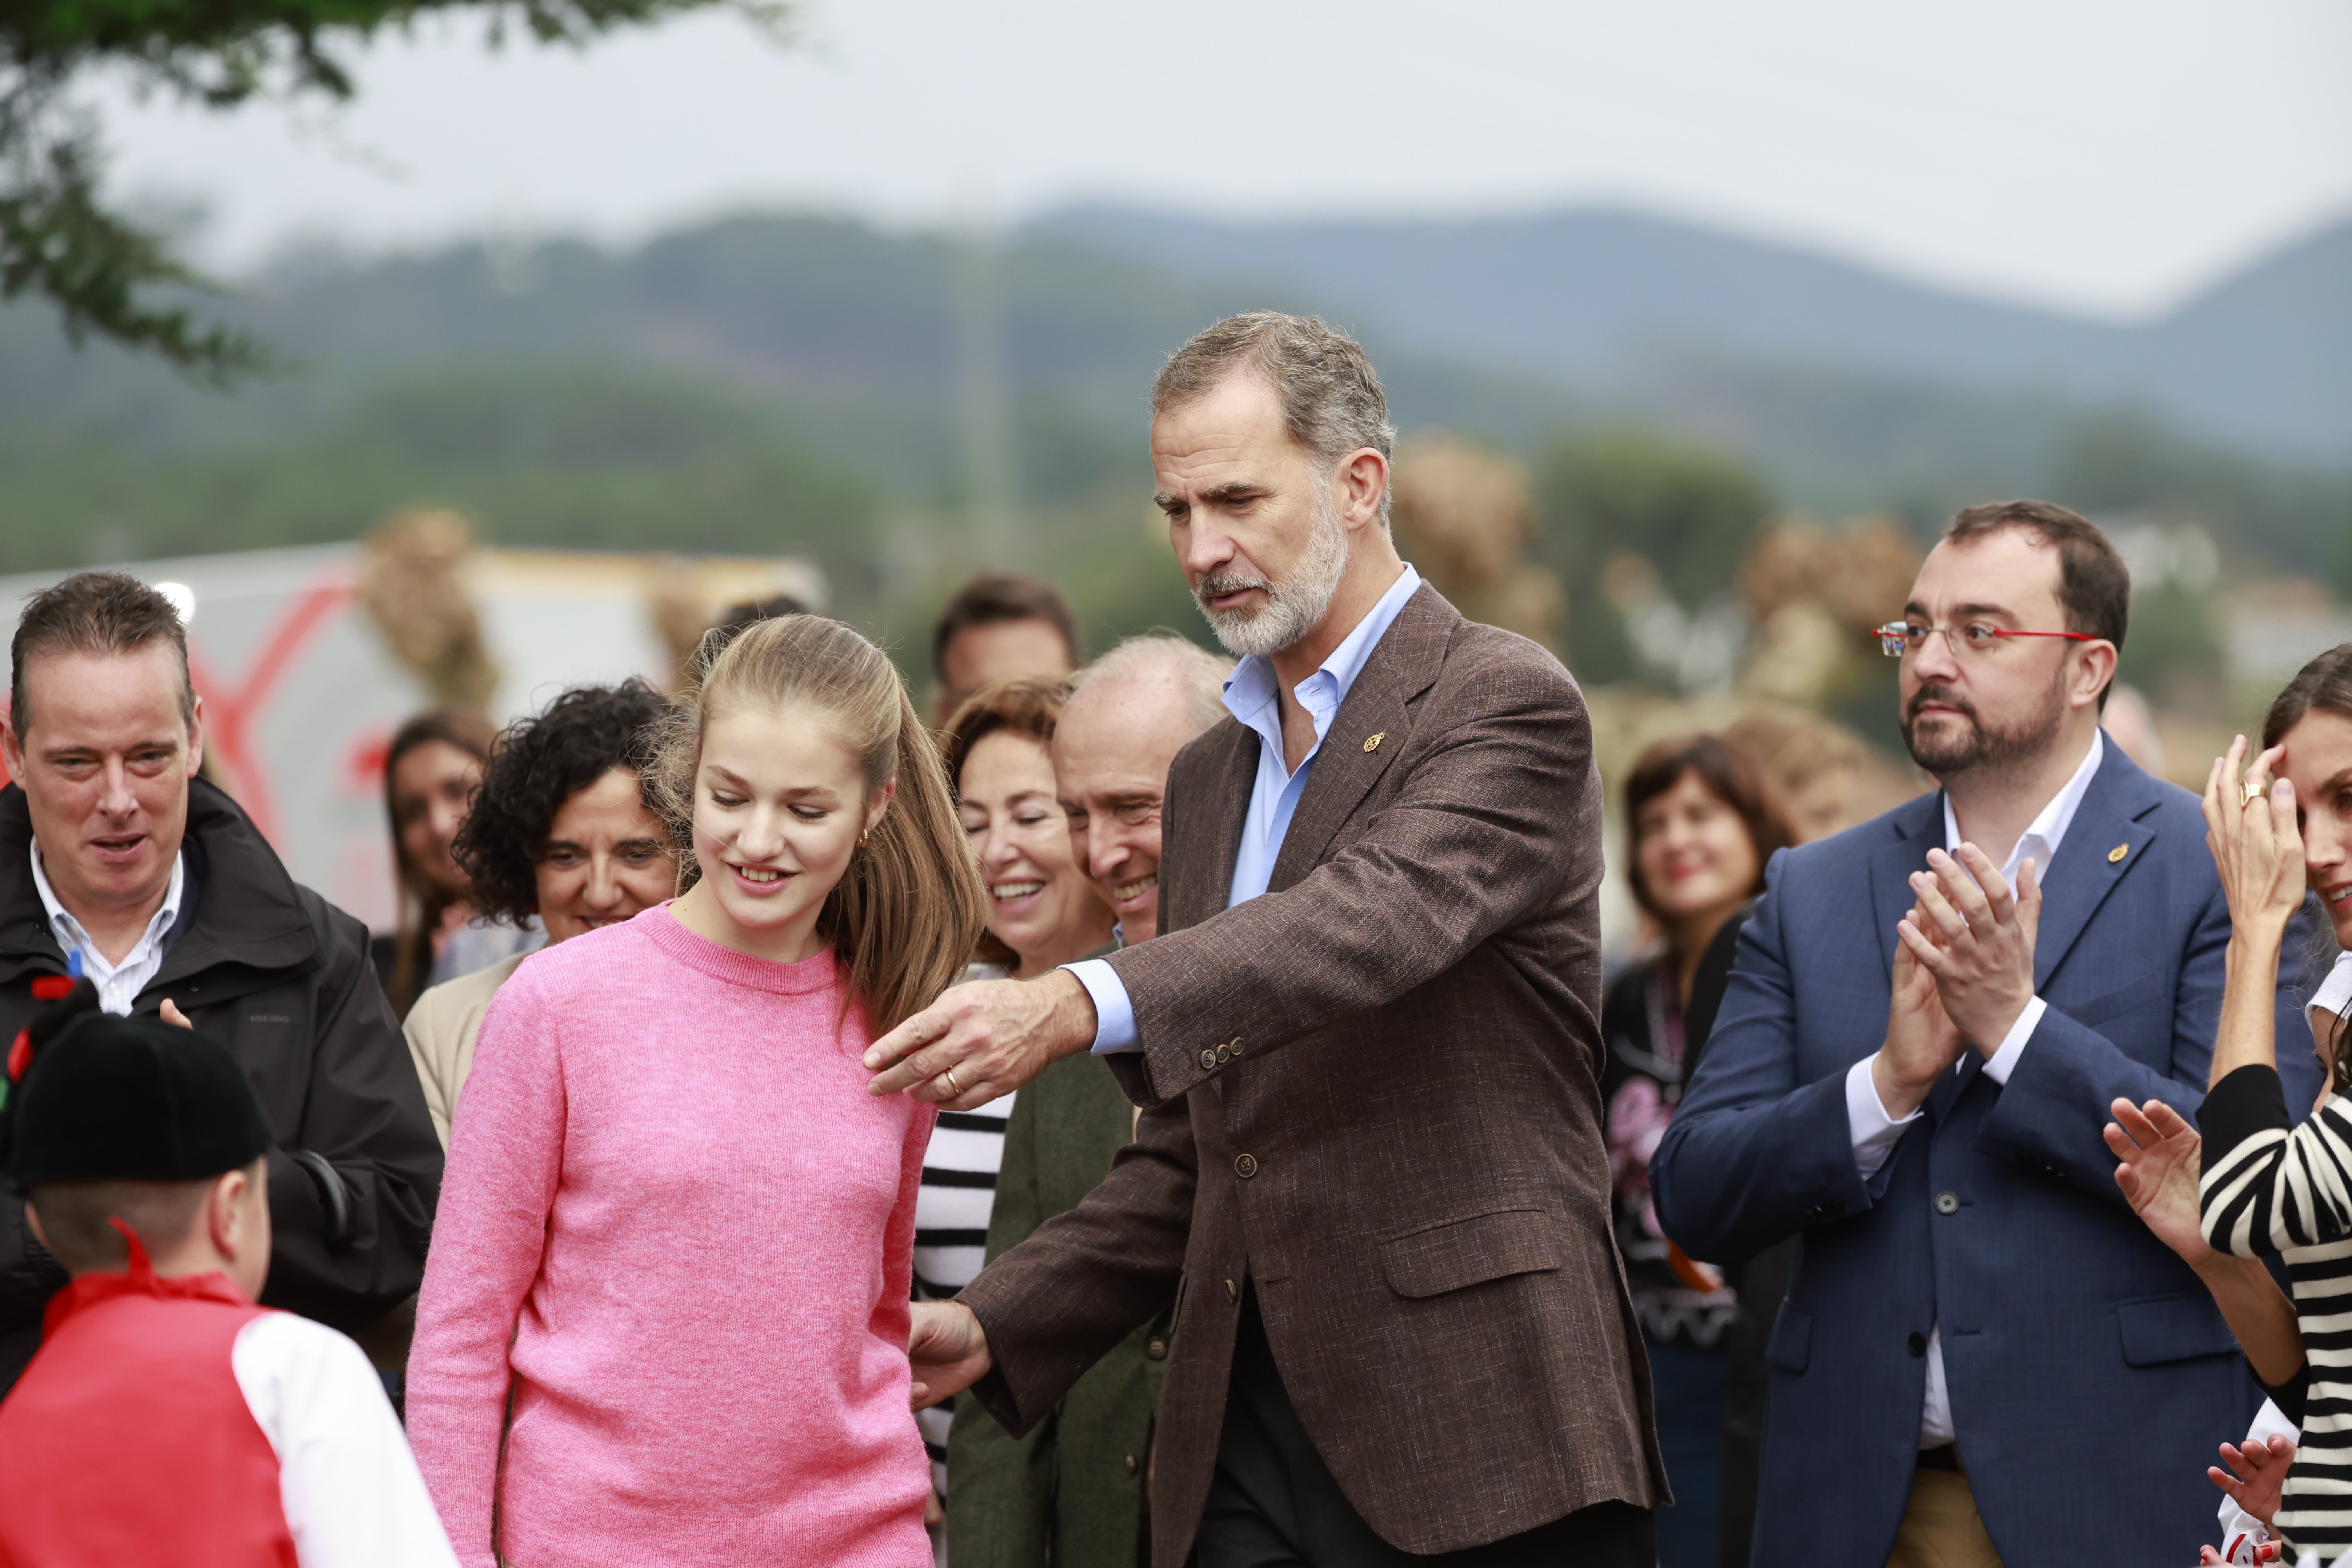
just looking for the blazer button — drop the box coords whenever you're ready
[1125,1454,1140,1475]
[1145,1336,1168,1360]
[1229,1037,1244,1055]
[1908,1331,1927,1357]
[1935,1191,1960,1216]
[1200,1049,1218,1071]
[1216,1042,1231,1063]
[1235,1153,1258,1179]
[1224,1278,1237,1303]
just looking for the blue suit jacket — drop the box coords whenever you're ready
[1650,743,2319,1568]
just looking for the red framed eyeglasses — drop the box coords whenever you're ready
[1874,622,2101,659]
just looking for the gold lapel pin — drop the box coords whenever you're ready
[2108,843,2129,863]
[1363,731,1386,753]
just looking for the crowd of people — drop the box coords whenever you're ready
[0,310,2343,1568]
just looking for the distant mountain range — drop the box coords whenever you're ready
[1033,205,2352,463]
[2,199,2344,586]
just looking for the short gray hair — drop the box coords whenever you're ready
[1067,635,1230,741]
[1152,312,1397,523]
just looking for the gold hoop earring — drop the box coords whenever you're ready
[859,828,871,846]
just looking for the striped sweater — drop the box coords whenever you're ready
[2200,1062,2352,1553]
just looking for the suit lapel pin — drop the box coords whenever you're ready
[1363,732,1385,753]
[2107,843,2129,863]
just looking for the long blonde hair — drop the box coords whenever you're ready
[653,615,986,1034]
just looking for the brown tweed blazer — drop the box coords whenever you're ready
[956,585,1667,1561]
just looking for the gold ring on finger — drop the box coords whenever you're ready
[2242,779,2265,808]
[944,1067,962,1097]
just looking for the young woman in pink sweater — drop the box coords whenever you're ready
[406,615,985,1568]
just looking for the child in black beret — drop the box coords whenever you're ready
[0,987,457,1567]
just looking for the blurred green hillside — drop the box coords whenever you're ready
[5,209,2348,695]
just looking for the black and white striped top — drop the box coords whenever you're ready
[2200,1056,2352,1554]
[912,967,1014,1480]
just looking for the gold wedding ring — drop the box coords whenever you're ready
[2242,778,2266,807]
[944,1067,962,1097]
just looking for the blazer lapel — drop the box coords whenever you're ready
[2029,748,2161,991]
[1868,792,1945,975]
[1166,722,1258,933]
[1265,586,1454,893]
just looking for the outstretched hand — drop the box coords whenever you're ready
[2105,1097,2211,1266]
[864,971,1098,1110]
[2210,1433,2298,1530]
[909,1299,993,1412]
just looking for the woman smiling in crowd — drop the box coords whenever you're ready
[1602,734,1787,1568]
[406,615,985,1568]
[913,676,1114,1521]
[403,680,674,1146]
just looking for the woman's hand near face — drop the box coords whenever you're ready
[2203,736,2307,947]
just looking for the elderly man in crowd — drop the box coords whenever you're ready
[1651,505,2317,1568]
[948,633,1232,1568]
[872,311,1666,1568]
[0,572,442,1389]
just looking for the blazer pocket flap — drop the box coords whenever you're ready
[1381,1208,1562,1299]
[2116,1292,2238,1367]
[1766,1301,1813,1374]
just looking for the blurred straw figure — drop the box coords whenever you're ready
[359,509,499,714]
[1389,434,1564,651]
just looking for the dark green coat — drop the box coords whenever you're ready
[947,1051,1169,1568]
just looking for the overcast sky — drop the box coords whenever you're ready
[93,0,2352,319]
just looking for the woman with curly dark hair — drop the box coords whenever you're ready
[403,681,675,1145]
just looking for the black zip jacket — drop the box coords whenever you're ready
[0,778,442,1389]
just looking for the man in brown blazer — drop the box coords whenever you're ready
[866,312,1667,1566]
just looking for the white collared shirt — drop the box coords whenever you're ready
[1840,729,2105,1447]
[1066,564,1424,1052]
[30,840,187,1016]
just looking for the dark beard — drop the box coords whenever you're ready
[1901,678,2067,781]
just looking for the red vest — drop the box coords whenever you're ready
[0,1237,297,1568]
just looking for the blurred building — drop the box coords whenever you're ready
[0,543,822,931]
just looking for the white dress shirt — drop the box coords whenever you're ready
[30,841,187,1016]
[1841,728,2105,1446]
[1066,565,1424,1053]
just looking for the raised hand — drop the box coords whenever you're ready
[1899,843,2040,1054]
[2106,1097,2210,1265]
[908,1299,993,1411]
[1871,913,1967,1118]
[2210,1433,2298,1530]
[2202,736,2307,946]
[864,971,1098,1110]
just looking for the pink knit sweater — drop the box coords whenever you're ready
[406,904,935,1568]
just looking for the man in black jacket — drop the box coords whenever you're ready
[0,571,441,1388]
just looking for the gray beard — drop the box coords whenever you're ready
[1194,490,1350,659]
[1901,673,2069,784]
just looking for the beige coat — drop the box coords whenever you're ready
[403,951,529,1147]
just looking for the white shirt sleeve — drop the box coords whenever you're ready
[1065,957,1142,1053]
[1978,995,2047,1086]
[1845,1056,1921,1179]
[232,1312,460,1568]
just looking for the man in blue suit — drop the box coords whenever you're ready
[1651,501,2316,1568]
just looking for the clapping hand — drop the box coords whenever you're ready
[1898,844,2040,1054]
[2210,1433,2298,1530]
[1871,912,1968,1118]
[2105,1097,2210,1266]
[2201,737,2307,946]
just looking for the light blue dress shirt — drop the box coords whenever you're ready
[1066,564,1423,1053]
